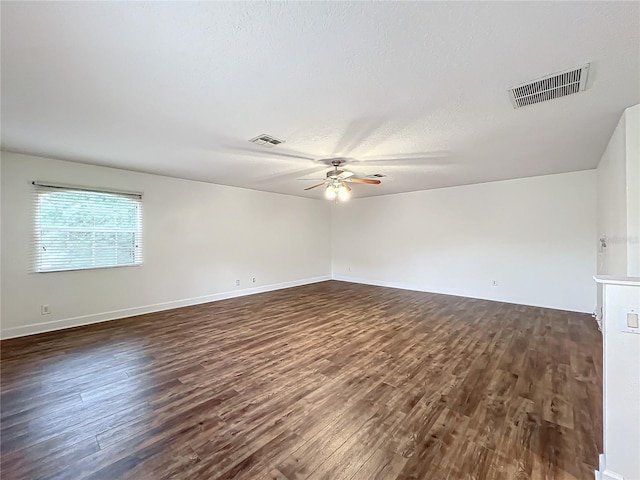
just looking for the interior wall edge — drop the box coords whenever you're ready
[0,275,331,340]
[331,275,593,314]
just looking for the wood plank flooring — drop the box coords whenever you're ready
[0,281,602,480]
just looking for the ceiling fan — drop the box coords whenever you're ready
[301,159,381,201]
[216,133,453,199]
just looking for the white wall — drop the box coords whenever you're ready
[597,104,640,278]
[0,152,332,339]
[0,151,603,338]
[332,170,597,313]
[593,105,640,480]
[597,113,629,277]
[625,105,640,277]
[0,154,2,330]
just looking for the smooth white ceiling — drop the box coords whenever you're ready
[2,1,639,198]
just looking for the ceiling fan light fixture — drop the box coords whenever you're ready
[306,159,380,200]
[325,185,337,200]
[338,185,350,201]
[324,182,350,202]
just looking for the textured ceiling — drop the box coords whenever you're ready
[2,1,639,198]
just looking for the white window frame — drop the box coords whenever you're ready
[32,181,143,273]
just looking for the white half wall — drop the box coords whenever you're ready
[332,170,597,313]
[0,152,332,339]
[597,104,640,279]
[596,277,640,480]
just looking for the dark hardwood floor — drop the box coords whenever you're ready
[1,281,602,480]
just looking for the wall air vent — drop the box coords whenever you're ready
[249,134,284,148]
[508,64,590,109]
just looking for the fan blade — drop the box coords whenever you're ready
[333,115,393,157]
[342,182,351,192]
[178,128,318,162]
[304,183,326,191]
[345,178,381,185]
[223,142,317,162]
[256,167,328,184]
[229,148,315,162]
[338,171,354,179]
[348,152,453,166]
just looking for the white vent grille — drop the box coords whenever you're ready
[508,64,589,109]
[249,134,284,147]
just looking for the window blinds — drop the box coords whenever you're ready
[32,182,143,272]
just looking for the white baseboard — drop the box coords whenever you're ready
[331,275,591,314]
[595,454,625,480]
[1,274,593,339]
[596,468,625,479]
[0,275,331,340]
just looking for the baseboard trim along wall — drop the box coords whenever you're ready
[595,454,625,480]
[0,275,331,340]
[331,274,592,314]
[2,273,594,339]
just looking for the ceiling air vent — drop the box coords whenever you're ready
[508,64,590,109]
[249,134,284,148]
[369,174,386,178]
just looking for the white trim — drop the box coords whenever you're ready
[32,180,143,198]
[595,454,625,480]
[594,275,640,287]
[0,275,331,340]
[597,469,625,479]
[1,273,596,339]
[331,275,592,313]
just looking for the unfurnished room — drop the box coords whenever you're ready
[1,2,639,480]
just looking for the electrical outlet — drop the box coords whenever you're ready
[235,279,240,287]
[622,307,640,333]
[41,304,50,315]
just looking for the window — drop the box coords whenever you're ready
[33,182,143,272]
